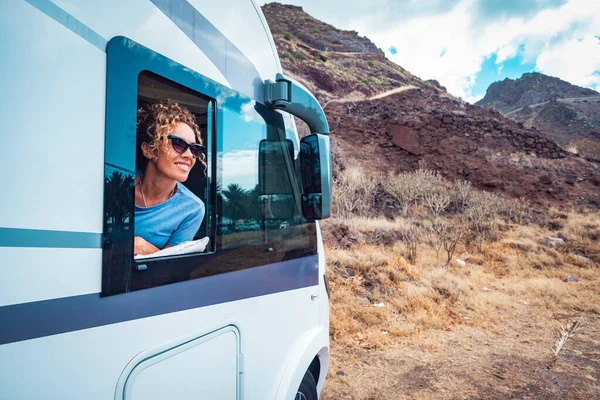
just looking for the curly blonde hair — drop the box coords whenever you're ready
[136,98,207,172]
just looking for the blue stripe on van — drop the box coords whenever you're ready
[0,255,319,345]
[24,0,108,52]
[0,228,102,248]
[150,0,263,101]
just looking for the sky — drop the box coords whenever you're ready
[258,0,600,103]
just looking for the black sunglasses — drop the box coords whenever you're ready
[168,135,205,158]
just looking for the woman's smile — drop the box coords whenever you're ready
[174,161,191,172]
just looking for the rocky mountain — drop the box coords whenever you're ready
[261,3,600,206]
[476,73,600,148]
[262,3,441,105]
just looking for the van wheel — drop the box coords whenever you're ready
[295,370,318,400]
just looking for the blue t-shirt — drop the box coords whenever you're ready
[135,182,205,249]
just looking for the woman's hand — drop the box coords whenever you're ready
[134,236,159,255]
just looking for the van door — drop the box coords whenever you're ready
[120,326,240,400]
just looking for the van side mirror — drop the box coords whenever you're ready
[300,134,331,220]
[265,73,332,220]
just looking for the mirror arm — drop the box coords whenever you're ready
[264,73,330,135]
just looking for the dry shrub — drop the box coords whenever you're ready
[561,211,600,244]
[453,179,472,210]
[498,196,530,224]
[571,138,600,161]
[464,191,502,253]
[385,173,422,217]
[400,224,421,264]
[565,142,579,155]
[333,165,379,218]
[420,268,471,304]
[442,225,464,264]
[425,224,444,263]
[423,192,452,221]
[426,222,464,264]
[385,160,445,216]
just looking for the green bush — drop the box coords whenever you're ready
[295,53,307,61]
[284,32,292,40]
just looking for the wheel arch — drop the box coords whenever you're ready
[273,327,329,400]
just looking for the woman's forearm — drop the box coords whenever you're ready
[134,236,159,255]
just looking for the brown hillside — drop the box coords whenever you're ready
[326,89,600,206]
[261,3,600,207]
[476,72,600,148]
[262,2,442,105]
[476,72,598,113]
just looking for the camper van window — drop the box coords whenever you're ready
[102,38,316,296]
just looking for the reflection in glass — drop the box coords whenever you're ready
[104,170,134,235]
[217,101,310,258]
[300,135,325,220]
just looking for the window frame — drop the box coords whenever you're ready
[102,36,222,296]
[101,36,317,297]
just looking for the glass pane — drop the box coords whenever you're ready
[217,100,312,261]
[219,102,266,249]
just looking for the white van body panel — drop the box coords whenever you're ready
[0,247,102,307]
[51,0,231,87]
[0,0,329,399]
[0,0,106,233]
[123,326,240,400]
[0,287,321,399]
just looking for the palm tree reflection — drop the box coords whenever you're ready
[104,171,134,236]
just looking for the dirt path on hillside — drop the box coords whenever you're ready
[323,85,418,108]
[505,96,600,116]
[321,307,600,399]
[368,86,419,100]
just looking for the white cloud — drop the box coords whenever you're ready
[260,0,600,102]
[362,0,486,100]
[241,100,263,123]
[369,0,600,101]
[536,36,600,89]
[220,149,258,190]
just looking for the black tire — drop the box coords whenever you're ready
[296,370,318,400]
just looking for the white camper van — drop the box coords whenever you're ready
[0,1,332,399]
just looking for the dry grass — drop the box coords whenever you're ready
[571,138,600,161]
[321,164,600,399]
[321,209,600,399]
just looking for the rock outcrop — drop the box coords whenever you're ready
[477,73,600,148]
